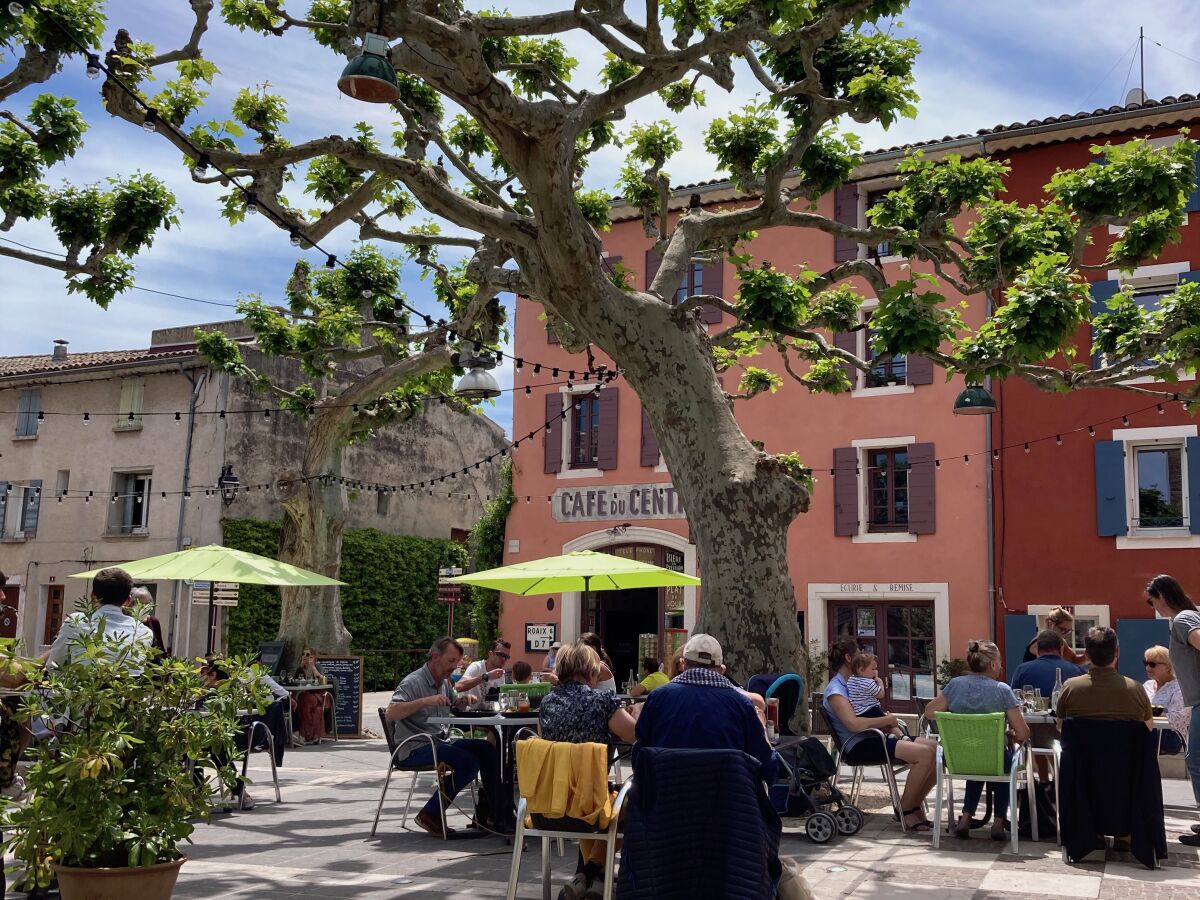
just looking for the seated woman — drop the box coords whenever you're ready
[822,637,938,832]
[292,647,333,745]
[924,639,1030,840]
[538,641,637,900]
[1142,644,1189,754]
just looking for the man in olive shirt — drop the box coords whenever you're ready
[1056,627,1152,728]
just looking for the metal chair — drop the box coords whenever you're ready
[931,712,1034,854]
[238,717,282,809]
[505,738,632,900]
[370,708,475,838]
[818,705,913,829]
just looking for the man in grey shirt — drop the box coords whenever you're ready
[386,637,500,838]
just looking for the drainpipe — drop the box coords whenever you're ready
[984,284,998,644]
[167,367,206,656]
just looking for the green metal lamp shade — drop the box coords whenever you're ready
[952,385,997,415]
[337,33,400,103]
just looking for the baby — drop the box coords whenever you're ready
[846,652,903,737]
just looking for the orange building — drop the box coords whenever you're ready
[499,94,1200,703]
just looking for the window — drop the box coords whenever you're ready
[863,312,907,388]
[15,389,40,438]
[673,263,704,304]
[117,377,144,428]
[570,395,601,469]
[866,189,892,258]
[107,472,152,535]
[866,448,909,532]
[1096,427,1200,544]
[1133,444,1185,529]
[0,481,41,538]
[376,489,390,516]
[55,470,69,498]
[1029,605,1109,655]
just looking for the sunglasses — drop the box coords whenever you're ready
[1144,659,1161,667]
[495,652,511,661]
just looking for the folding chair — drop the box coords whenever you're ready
[506,738,631,900]
[819,705,913,828]
[370,708,475,838]
[931,711,1033,854]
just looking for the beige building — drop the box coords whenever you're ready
[0,323,507,659]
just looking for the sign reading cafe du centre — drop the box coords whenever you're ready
[552,483,686,523]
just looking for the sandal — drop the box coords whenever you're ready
[954,815,972,840]
[903,807,932,832]
[990,820,1008,842]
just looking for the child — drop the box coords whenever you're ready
[511,660,533,684]
[847,652,903,736]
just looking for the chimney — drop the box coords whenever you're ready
[52,339,68,360]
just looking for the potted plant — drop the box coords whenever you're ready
[0,612,267,900]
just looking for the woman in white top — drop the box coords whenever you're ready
[579,632,617,692]
[1142,644,1188,754]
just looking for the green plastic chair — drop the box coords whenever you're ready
[932,711,1035,854]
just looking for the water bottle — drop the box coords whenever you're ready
[1050,667,1064,714]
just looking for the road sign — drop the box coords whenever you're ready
[191,581,240,607]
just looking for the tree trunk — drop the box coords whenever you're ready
[275,412,351,664]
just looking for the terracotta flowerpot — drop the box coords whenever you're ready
[52,855,186,900]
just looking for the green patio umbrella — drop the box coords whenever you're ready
[70,545,344,655]
[447,549,700,595]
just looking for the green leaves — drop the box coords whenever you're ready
[232,85,289,137]
[735,264,811,330]
[600,52,640,88]
[575,188,612,232]
[868,278,961,356]
[503,37,577,98]
[704,101,782,190]
[739,366,784,396]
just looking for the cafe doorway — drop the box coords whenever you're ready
[829,600,936,713]
[580,543,687,685]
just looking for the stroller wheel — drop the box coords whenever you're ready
[834,805,864,835]
[806,811,837,844]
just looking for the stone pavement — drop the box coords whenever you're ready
[57,729,1198,900]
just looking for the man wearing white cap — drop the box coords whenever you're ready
[633,634,776,779]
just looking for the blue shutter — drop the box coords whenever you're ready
[1188,437,1200,535]
[21,479,42,536]
[1094,440,1127,536]
[0,482,8,532]
[1186,151,1200,213]
[1179,270,1200,288]
[1089,279,1120,369]
[15,390,39,437]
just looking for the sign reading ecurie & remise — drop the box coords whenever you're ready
[551,483,686,522]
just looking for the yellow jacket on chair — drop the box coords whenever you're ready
[515,737,613,829]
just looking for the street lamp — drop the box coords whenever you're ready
[218,465,241,507]
[453,346,502,400]
[336,33,401,103]
[952,385,997,416]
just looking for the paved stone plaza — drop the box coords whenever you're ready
[58,703,1192,900]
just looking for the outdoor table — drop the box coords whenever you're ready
[428,713,539,834]
[283,683,338,744]
[1023,712,1174,752]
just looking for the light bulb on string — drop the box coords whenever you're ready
[1122,416,1130,426]
[7,2,24,15]
[86,54,102,79]
[141,108,159,133]
[1055,435,1062,445]
[289,230,303,247]
[83,412,90,425]
[1158,404,1165,414]
[963,455,970,465]
[1024,443,1030,454]
[1087,425,1095,437]
[325,254,337,269]
[992,450,1000,460]
[361,287,373,299]
[245,192,259,215]
[174,411,181,422]
[191,155,210,178]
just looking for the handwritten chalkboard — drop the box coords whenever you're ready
[258,641,286,676]
[318,655,363,737]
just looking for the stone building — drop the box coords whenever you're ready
[0,321,506,658]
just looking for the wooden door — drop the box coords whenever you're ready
[0,586,19,639]
[44,585,65,644]
[828,600,936,713]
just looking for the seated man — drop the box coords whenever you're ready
[634,634,775,780]
[386,637,501,838]
[456,639,510,702]
[1012,629,1086,698]
[1056,627,1152,728]
[627,657,668,697]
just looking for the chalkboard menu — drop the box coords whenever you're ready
[318,655,363,737]
[258,641,286,676]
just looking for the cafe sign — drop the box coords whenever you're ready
[552,483,686,522]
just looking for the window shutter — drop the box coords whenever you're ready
[547,323,559,344]
[645,248,661,293]
[15,390,38,437]
[1180,270,1200,287]
[832,447,859,536]
[907,443,936,534]
[1094,440,1127,536]
[699,257,724,324]
[118,377,144,425]
[833,331,858,388]
[0,482,8,531]
[640,407,660,466]
[1187,151,1200,213]
[1187,437,1200,535]
[543,393,563,474]
[833,185,859,262]
[907,354,934,385]
[21,479,42,536]
[596,387,620,470]
[1088,279,1120,368]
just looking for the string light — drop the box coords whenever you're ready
[85,53,101,79]
[141,108,158,133]
[245,193,259,215]
[191,154,210,178]
[1055,435,1062,445]
[1087,425,1095,436]
[1023,443,1030,453]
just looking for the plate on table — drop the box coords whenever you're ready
[500,710,535,718]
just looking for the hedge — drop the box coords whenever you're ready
[222,519,469,691]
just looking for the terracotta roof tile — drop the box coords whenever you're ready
[0,348,198,378]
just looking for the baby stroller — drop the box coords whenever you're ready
[774,736,864,843]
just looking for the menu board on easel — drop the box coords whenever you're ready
[318,655,363,737]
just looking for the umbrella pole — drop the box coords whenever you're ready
[583,575,590,637]
[205,581,216,657]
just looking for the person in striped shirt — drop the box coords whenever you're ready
[847,652,903,736]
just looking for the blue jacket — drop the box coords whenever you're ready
[615,747,782,900]
[1010,655,1084,698]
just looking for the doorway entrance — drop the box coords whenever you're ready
[0,584,19,639]
[829,600,936,713]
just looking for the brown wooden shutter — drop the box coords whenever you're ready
[543,393,563,473]
[699,257,724,324]
[833,330,858,388]
[645,248,661,292]
[833,447,859,536]
[547,324,559,344]
[640,407,660,466]
[907,354,934,385]
[596,387,620,470]
[907,442,936,534]
[833,185,859,262]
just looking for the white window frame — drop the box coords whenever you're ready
[851,300,915,398]
[857,181,904,264]
[106,470,152,536]
[1100,261,1191,385]
[851,435,918,543]
[1110,423,1198,549]
[1026,604,1110,654]
[556,385,603,480]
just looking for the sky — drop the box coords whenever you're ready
[3,0,1200,436]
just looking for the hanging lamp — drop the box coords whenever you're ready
[337,33,400,103]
